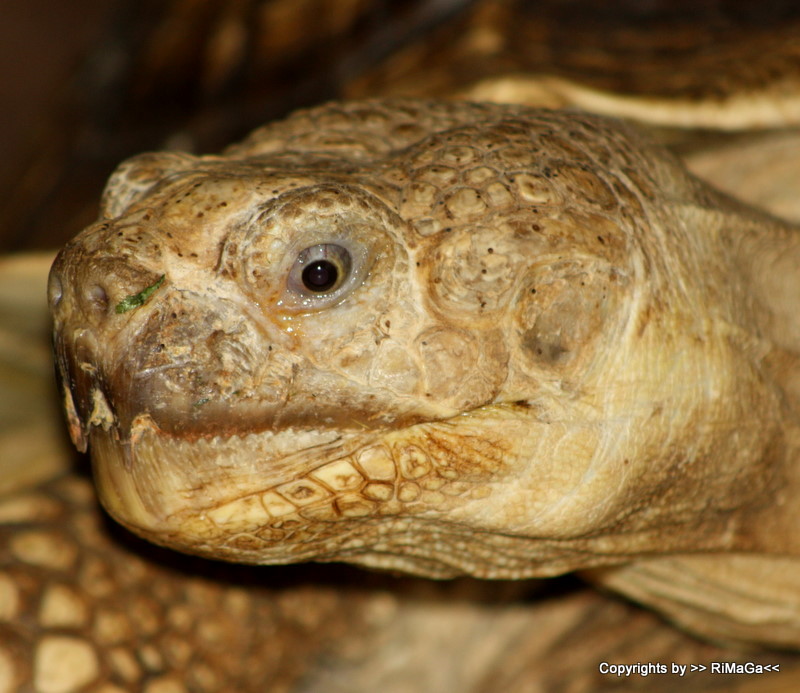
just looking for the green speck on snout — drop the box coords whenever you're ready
[115,275,165,314]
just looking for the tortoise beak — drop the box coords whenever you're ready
[53,337,89,453]
[47,243,146,454]
[52,326,122,455]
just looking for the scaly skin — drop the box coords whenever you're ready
[49,99,800,646]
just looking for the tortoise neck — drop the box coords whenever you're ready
[727,211,800,553]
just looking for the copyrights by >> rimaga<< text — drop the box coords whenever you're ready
[599,662,781,678]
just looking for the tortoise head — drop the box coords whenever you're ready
[48,100,795,577]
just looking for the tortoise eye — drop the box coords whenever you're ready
[289,244,352,298]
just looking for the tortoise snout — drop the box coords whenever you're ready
[49,243,164,326]
[48,235,169,450]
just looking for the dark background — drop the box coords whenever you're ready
[3,0,799,253]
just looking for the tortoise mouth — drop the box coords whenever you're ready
[84,400,534,574]
[90,414,384,533]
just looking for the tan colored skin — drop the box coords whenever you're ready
[49,99,800,646]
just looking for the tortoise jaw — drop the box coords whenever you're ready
[89,418,376,545]
[84,403,530,570]
[86,408,545,578]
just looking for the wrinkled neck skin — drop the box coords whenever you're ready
[668,199,800,557]
[583,200,800,648]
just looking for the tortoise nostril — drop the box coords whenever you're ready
[47,272,63,308]
[86,285,110,314]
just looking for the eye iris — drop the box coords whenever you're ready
[291,243,353,299]
[302,260,339,292]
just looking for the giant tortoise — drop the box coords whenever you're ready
[5,1,800,690]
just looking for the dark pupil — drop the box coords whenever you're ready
[301,260,338,292]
